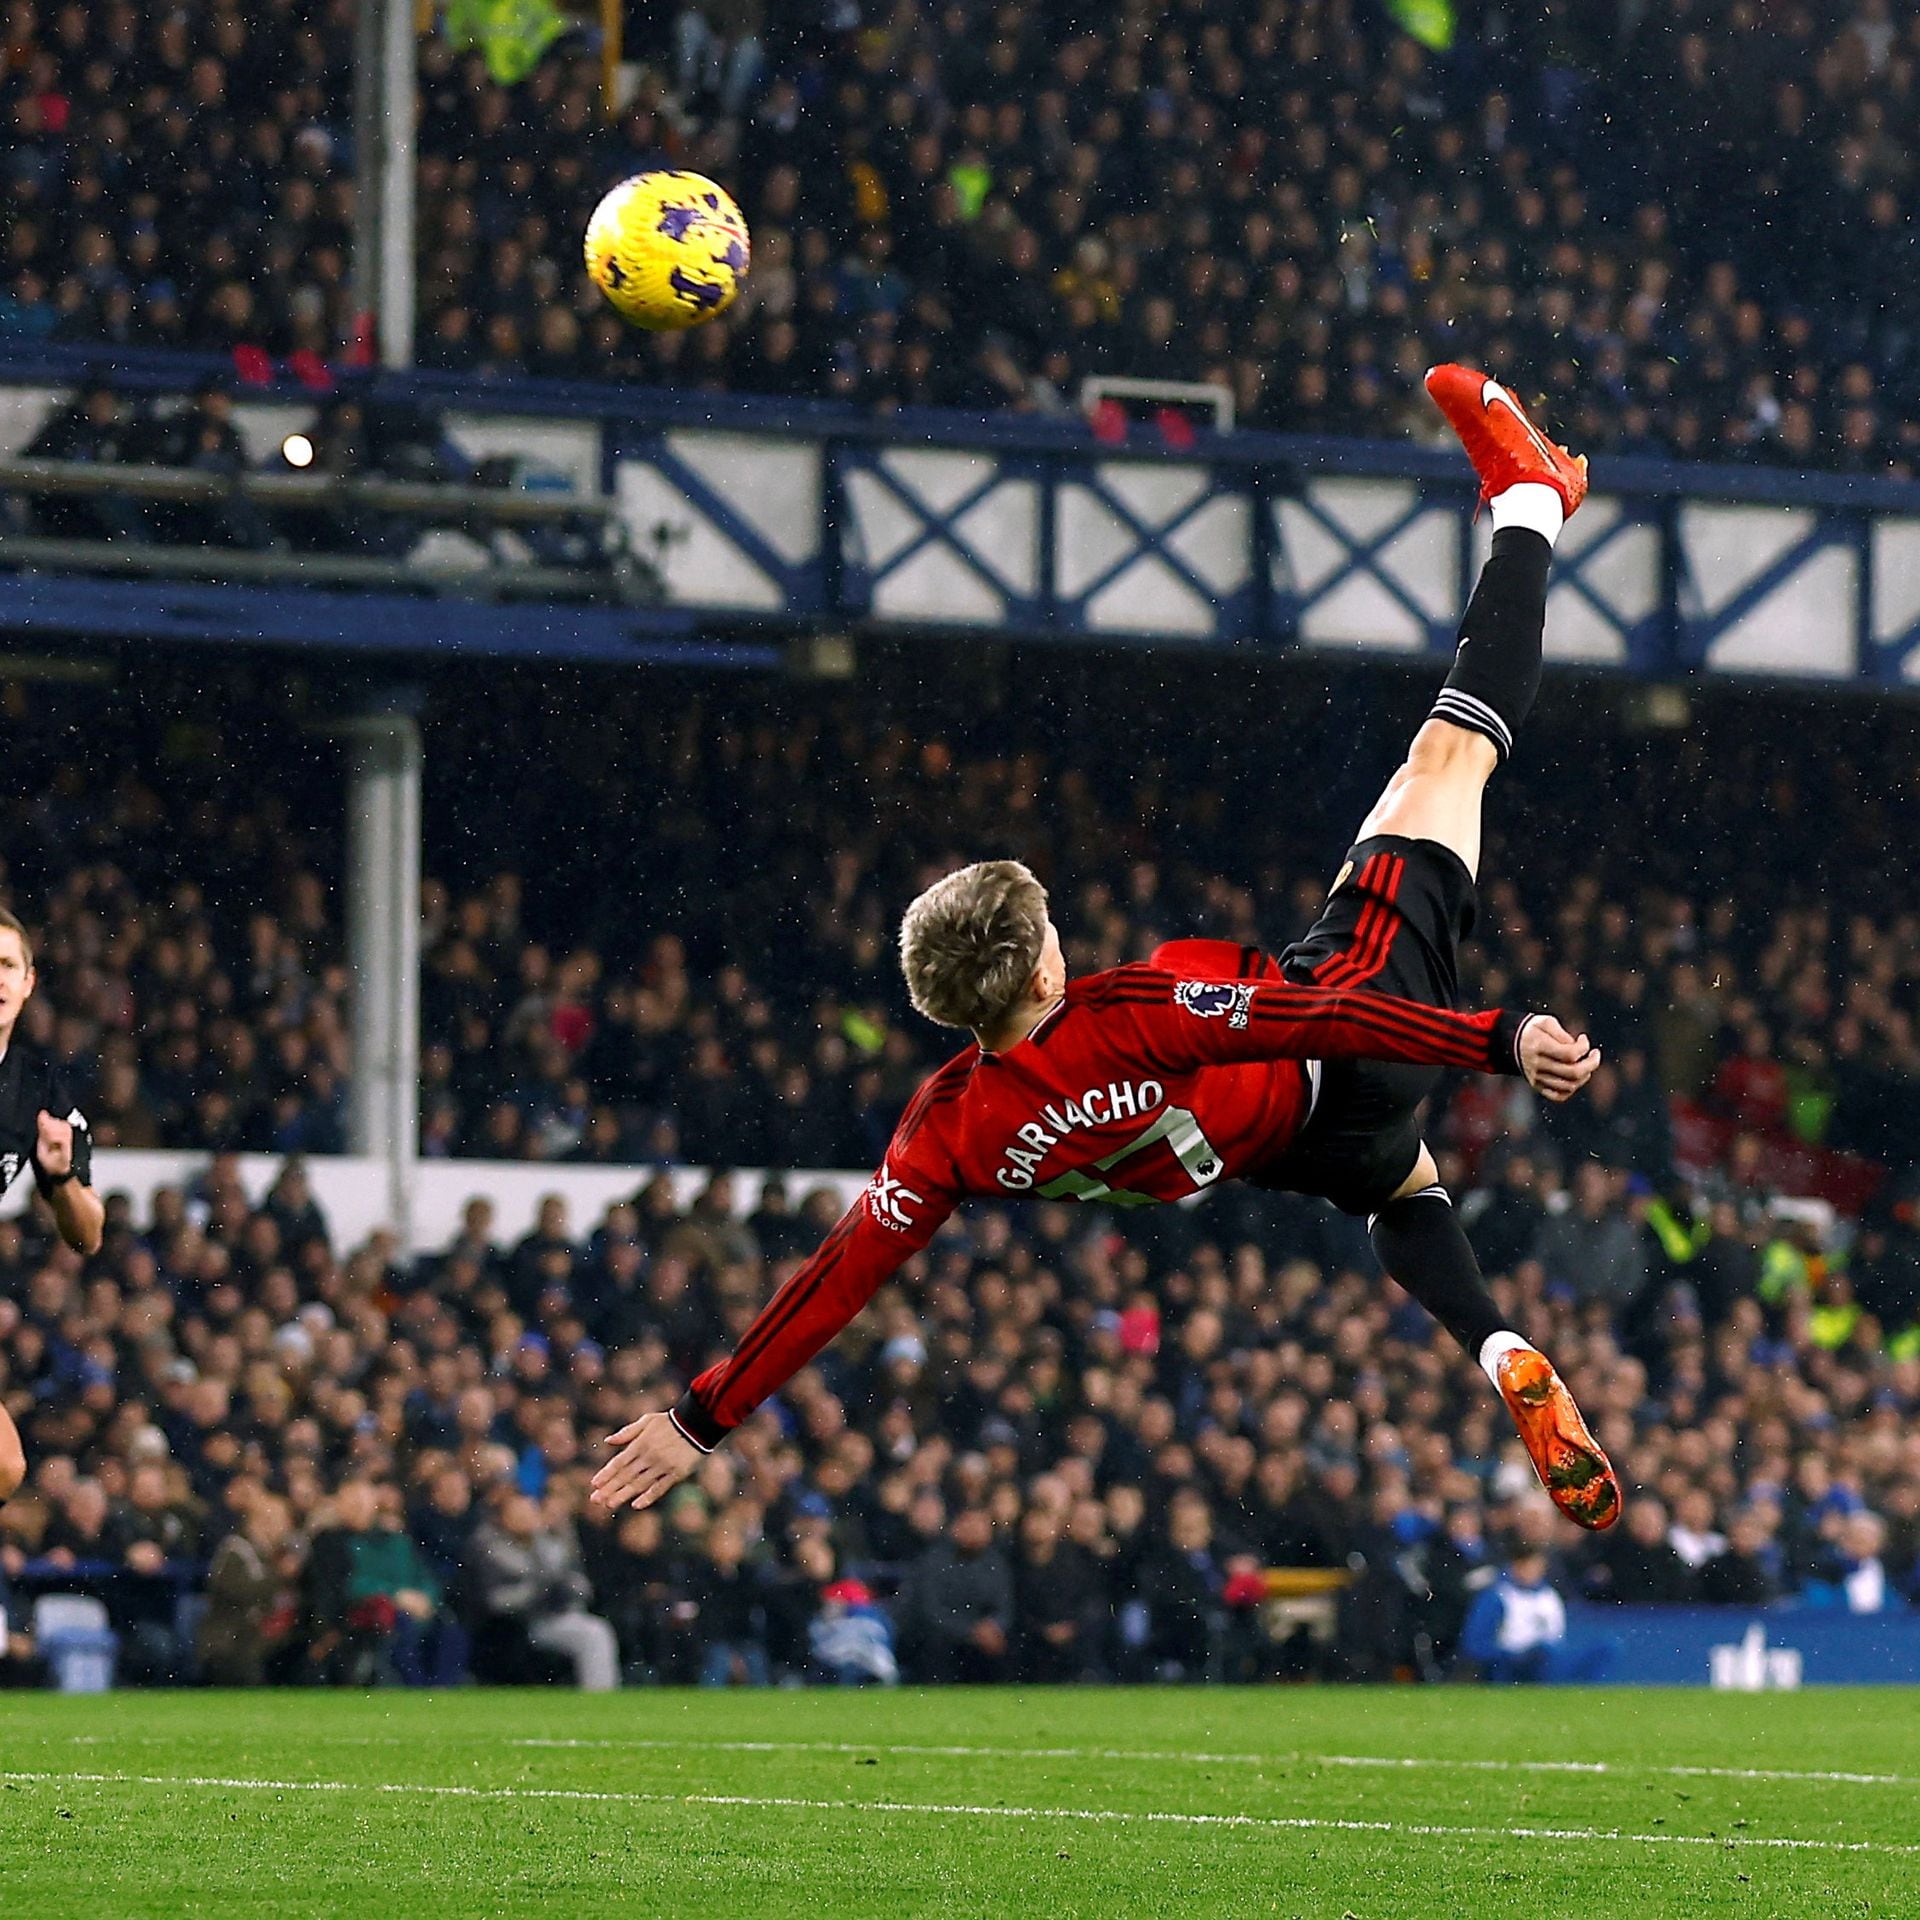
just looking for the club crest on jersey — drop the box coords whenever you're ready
[1174,980,1256,1030]
[0,1152,17,1190]
[866,1163,923,1232]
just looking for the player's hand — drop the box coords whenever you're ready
[591,1411,702,1512]
[34,1111,73,1177]
[1519,1015,1599,1102]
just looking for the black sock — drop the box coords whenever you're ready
[1369,1184,1508,1358]
[1428,526,1552,763]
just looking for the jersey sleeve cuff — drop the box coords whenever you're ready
[1491,1010,1533,1077]
[669,1394,726,1453]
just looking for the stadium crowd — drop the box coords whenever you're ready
[2,1132,1918,1693]
[7,664,1915,1211]
[6,1,1920,472]
[1,661,1920,1686]
[0,682,352,1161]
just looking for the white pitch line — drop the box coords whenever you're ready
[506,1734,1920,1790]
[1319,1752,1920,1789]
[512,1735,1285,1765]
[3,1769,1915,1857]
[53,1729,1908,1790]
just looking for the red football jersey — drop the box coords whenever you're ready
[669,949,1532,1449]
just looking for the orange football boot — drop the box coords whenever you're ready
[1495,1346,1621,1530]
[1424,364,1590,517]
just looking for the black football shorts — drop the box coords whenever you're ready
[1257,832,1478,1217]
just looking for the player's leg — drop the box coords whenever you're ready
[1353,720,1498,882]
[1272,372,1613,1522]
[1370,1143,1620,1530]
[1368,1145,1506,1356]
[1352,367,1589,878]
[0,1402,24,1504]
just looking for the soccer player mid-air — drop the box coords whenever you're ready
[0,909,104,1506]
[595,366,1622,1531]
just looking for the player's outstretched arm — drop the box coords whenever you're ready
[592,1163,955,1511]
[1113,966,1596,1092]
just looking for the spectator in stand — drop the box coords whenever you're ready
[197,1493,299,1686]
[1012,1503,1101,1683]
[407,1465,479,1599]
[20,383,150,543]
[897,1505,1012,1684]
[469,1491,620,1690]
[39,1476,114,1566]
[106,1456,200,1684]
[1464,1152,1551,1281]
[584,1502,697,1684]
[1668,1489,1729,1573]
[302,1479,461,1687]
[1580,1498,1697,1606]
[1463,1545,1619,1684]
[1698,1509,1784,1608]
[808,1574,898,1687]
[159,379,278,552]
[690,1519,770,1687]
[1416,1505,1496,1667]
[1531,1164,1651,1312]
[0,1552,41,1688]
[1810,1512,1897,1615]
[1136,1489,1231,1683]
[675,0,765,120]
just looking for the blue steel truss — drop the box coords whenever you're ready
[1671,510,1859,669]
[831,441,1050,629]
[1548,500,1669,673]
[612,425,829,615]
[1275,480,1461,650]
[2,340,1919,685]
[1051,459,1262,643]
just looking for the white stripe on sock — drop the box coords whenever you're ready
[1433,688,1511,738]
[1431,690,1513,753]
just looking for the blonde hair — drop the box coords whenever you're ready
[898,860,1049,1033]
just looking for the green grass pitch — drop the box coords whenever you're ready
[1,1688,1912,1917]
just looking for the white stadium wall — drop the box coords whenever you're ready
[0,1152,870,1255]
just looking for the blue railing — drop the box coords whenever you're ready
[4,341,1919,682]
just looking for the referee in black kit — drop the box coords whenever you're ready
[0,906,103,1504]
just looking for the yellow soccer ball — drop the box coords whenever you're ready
[584,171,750,332]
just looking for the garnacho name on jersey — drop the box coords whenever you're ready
[995,1077,1166,1190]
